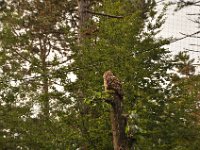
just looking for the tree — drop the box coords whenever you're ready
[0,0,79,148]
[70,0,174,149]
[168,55,200,150]
[174,51,195,77]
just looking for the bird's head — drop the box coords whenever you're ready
[103,70,114,79]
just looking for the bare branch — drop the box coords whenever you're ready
[192,63,200,66]
[181,0,200,5]
[188,18,200,24]
[156,0,165,3]
[180,32,200,38]
[171,31,200,43]
[85,10,124,19]
[190,44,200,47]
[12,48,32,64]
[187,13,200,15]
[184,48,200,53]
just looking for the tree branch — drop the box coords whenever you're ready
[187,13,200,15]
[190,43,200,47]
[188,18,200,24]
[85,10,124,19]
[156,0,165,3]
[171,31,200,43]
[11,48,32,64]
[180,32,200,38]
[181,0,200,5]
[184,48,200,53]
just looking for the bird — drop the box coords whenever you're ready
[103,70,123,98]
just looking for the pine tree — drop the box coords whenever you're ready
[0,0,79,148]
[174,52,195,77]
[70,0,173,149]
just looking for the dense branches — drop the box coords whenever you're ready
[0,0,199,149]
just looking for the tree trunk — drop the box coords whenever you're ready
[40,39,50,118]
[77,1,92,149]
[77,0,91,44]
[110,95,129,150]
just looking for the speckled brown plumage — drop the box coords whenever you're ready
[103,70,123,98]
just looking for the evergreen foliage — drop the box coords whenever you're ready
[0,0,199,149]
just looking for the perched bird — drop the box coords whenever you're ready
[103,70,123,98]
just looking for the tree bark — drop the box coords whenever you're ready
[110,94,129,150]
[40,39,50,118]
[77,1,92,149]
[77,0,91,44]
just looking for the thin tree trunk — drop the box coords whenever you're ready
[40,39,50,118]
[77,0,90,44]
[77,1,91,149]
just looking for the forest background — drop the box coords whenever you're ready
[0,0,200,149]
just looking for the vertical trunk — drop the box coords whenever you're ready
[110,95,128,150]
[77,0,91,44]
[40,39,49,118]
[77,0,90,28]
[77,1,91,149]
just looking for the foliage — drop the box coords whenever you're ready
[0,0,199,149]
[174,52,195,76]
[0,0,78,149]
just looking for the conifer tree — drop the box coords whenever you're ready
[0,0,78,148]
[71,0,173,149]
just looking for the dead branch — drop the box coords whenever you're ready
[184,48,200,53]
[190,44,200,47]
[187,13,200,15]
[171,31,200,43]
[85,10,124,19]
[180,32,200,38]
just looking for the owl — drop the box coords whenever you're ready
[103,70,123,98]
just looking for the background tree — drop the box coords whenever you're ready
[0,0,79,149]
[167,52,200,150]
[174,51,195,77]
